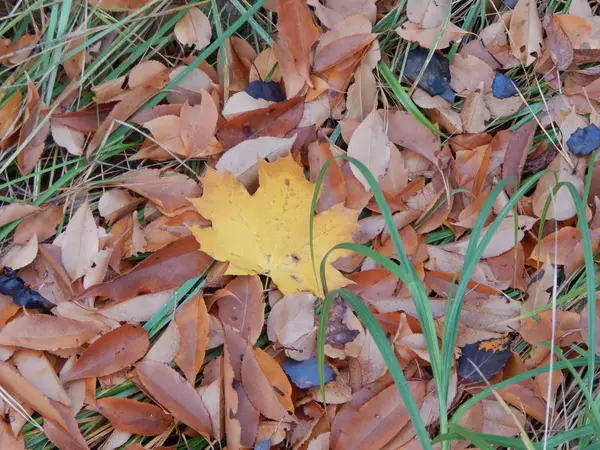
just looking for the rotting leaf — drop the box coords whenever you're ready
[136,360,212,438]
[458,334,514,382]
[509,0,543,65]
[93,397,172,436]
[66,324,149,381]
[190,156,358,296]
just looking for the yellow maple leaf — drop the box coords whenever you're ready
[189,156,358,295]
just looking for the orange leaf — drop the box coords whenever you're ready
[16,80,50,175]
[93,397,172,435]
[61,200,99,281]
[241,347,294,422]
[173,293,209,384]
[136,361,212,438]
[180,92,219,157]
[0,315,103,351]
[66,324,149,380]
[276,0,320,82]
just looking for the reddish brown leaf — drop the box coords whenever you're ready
[113,168,201,215]
[16,80,51,175]
[276,0,320,82]
[93,397,172,435]
[214,275,265,345]
[502,120,537,196]
[216,96,304,149]
[0,88,22,145]
[66,324,149,381]
[241,347,294,422]
[530,226,582,265]
[313,34,376,74]
[387,109,440,168]
[0,315,103,351]
[82,236,212,301]
[52,103,115,133]
[87,86,160,157]
[43,419,88,450]
[13,204,62,244]
[88,0,152,9]
[0,420,24,450]
[136,360,212,438]
[308,141,347,213]
[14,349,70,405]
[173,293,209,384]
[335,380,426,450]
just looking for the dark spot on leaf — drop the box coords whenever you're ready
[273,386,285,396]
[458,334,514,382]
[291,254,300,262]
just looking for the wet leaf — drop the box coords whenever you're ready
[94,397,172,435]
[136,361,212,437]
[61,200,99,281]
[174,7,211,50]
[190,156,358,295]
[66,324,149,380]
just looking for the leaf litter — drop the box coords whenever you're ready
[0,0,598,448]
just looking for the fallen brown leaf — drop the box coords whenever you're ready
[61,200,99,281]
[66,324,149,380]
[17,79,50,175]
[93,397,173,435]
[173,293,209,384]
